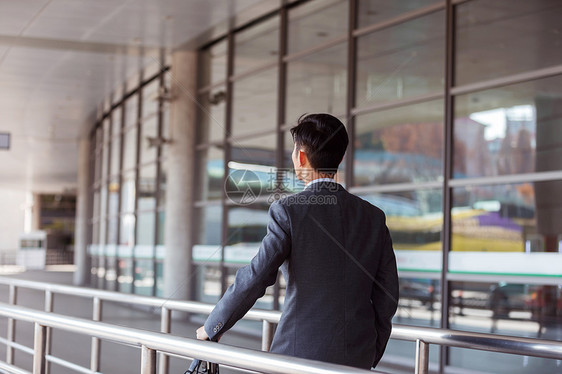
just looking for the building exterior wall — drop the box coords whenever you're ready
[86,0,562,372]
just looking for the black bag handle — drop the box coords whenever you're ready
[184,359,219,374]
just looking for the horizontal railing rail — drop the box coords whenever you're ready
[0,276,280,373]
[1,276,562,374]
[0,302,372,374]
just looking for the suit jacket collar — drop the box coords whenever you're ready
[304,180,344,192]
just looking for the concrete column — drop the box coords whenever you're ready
[163,49,197,301]
[32,193,41,231]
[74,137,90,286]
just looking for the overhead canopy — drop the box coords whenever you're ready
[0,0,271,193]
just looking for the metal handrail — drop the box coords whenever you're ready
[0,276,280,373]
[391,325,562,361]
[0,277,281,323]
[0,302,371,374]
[1,277,562,374]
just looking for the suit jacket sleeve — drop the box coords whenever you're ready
[371,225,399,368]
[204,201,291,341]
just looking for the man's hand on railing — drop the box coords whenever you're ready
[196,326,209,341]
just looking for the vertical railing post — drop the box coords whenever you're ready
[415,339,430,374]
[141,345,156,374]
[91,297,102,372]
[158,307,171,374]
[44,290,54,374]
[33,323,47,374]
[7,284,17,364]
[261,320,274,352]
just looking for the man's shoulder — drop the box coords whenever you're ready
[274,189,313,206]
[345,191,387,217]
[275,188,385,216]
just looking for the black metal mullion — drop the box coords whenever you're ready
[103,107,114,291]
[345,0,357,189]
[440,1,455,372]
[89,125,97,287]
[272,2,288,312]
[153,58,165,297]
[221,32,235,296]
[115,86,126,292]
[132,72,143,295]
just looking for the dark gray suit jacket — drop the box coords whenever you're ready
[204,182,399,369]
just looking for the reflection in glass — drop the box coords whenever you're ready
[194,265,222,303]
[120,172,135,213]
[354,100,444,186]
[112,108,122,138]
[105,256,117,291]
[157,211,165,245]
[449,281,561,372]
[138,163,157,211]
[92,192,100,221]
[99,185,107,245]
[357,0,442,29]
[118,258,133,293]
[107,178,120,245]
[359,189,442,251]
[142,79,159,119]
[356,11,444,108]
[155,261,164,297]
[140,116,158,164]
[107,216,118,245]
[227,203,270,247]
[454,75,562,178]
[101,141,109,182]
[107,178,119,216]
[134,259,154,296]
[136,212,155,246]
[194,206,222,246]
[94,148,101,183]
[196,147,224,202]
[90,256,101,288]
[452,182,562,253]
[286,43,347,121]
[92,221,99,245]
[288,0,348,54]
[229,135,277,202]
[234,16,279,74]
[197,87,226,144]
[110,136,121,177]
[158,168,166,208]
[200,40,228,87]
[124,96,138,128]
[103,118,111,146]
[456,0,562,85]
[231,68,278,136]
[394,277,441,327]
[122,127,137,172]
[119,214,135,246]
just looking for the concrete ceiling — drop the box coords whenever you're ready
[0,0,274,193]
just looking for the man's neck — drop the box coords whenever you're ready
[302,170,334,184]
[304,175,335,188]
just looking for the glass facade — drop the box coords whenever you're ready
[89,68,168,297]
[193,0,562,372]
[88,0,562,372]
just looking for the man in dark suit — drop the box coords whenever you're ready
[197,113,399,369]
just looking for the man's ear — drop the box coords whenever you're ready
[298,149,307,167]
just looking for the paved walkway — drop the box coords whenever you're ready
[0,267,262,374]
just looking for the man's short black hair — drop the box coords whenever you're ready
[290,113,349,174]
